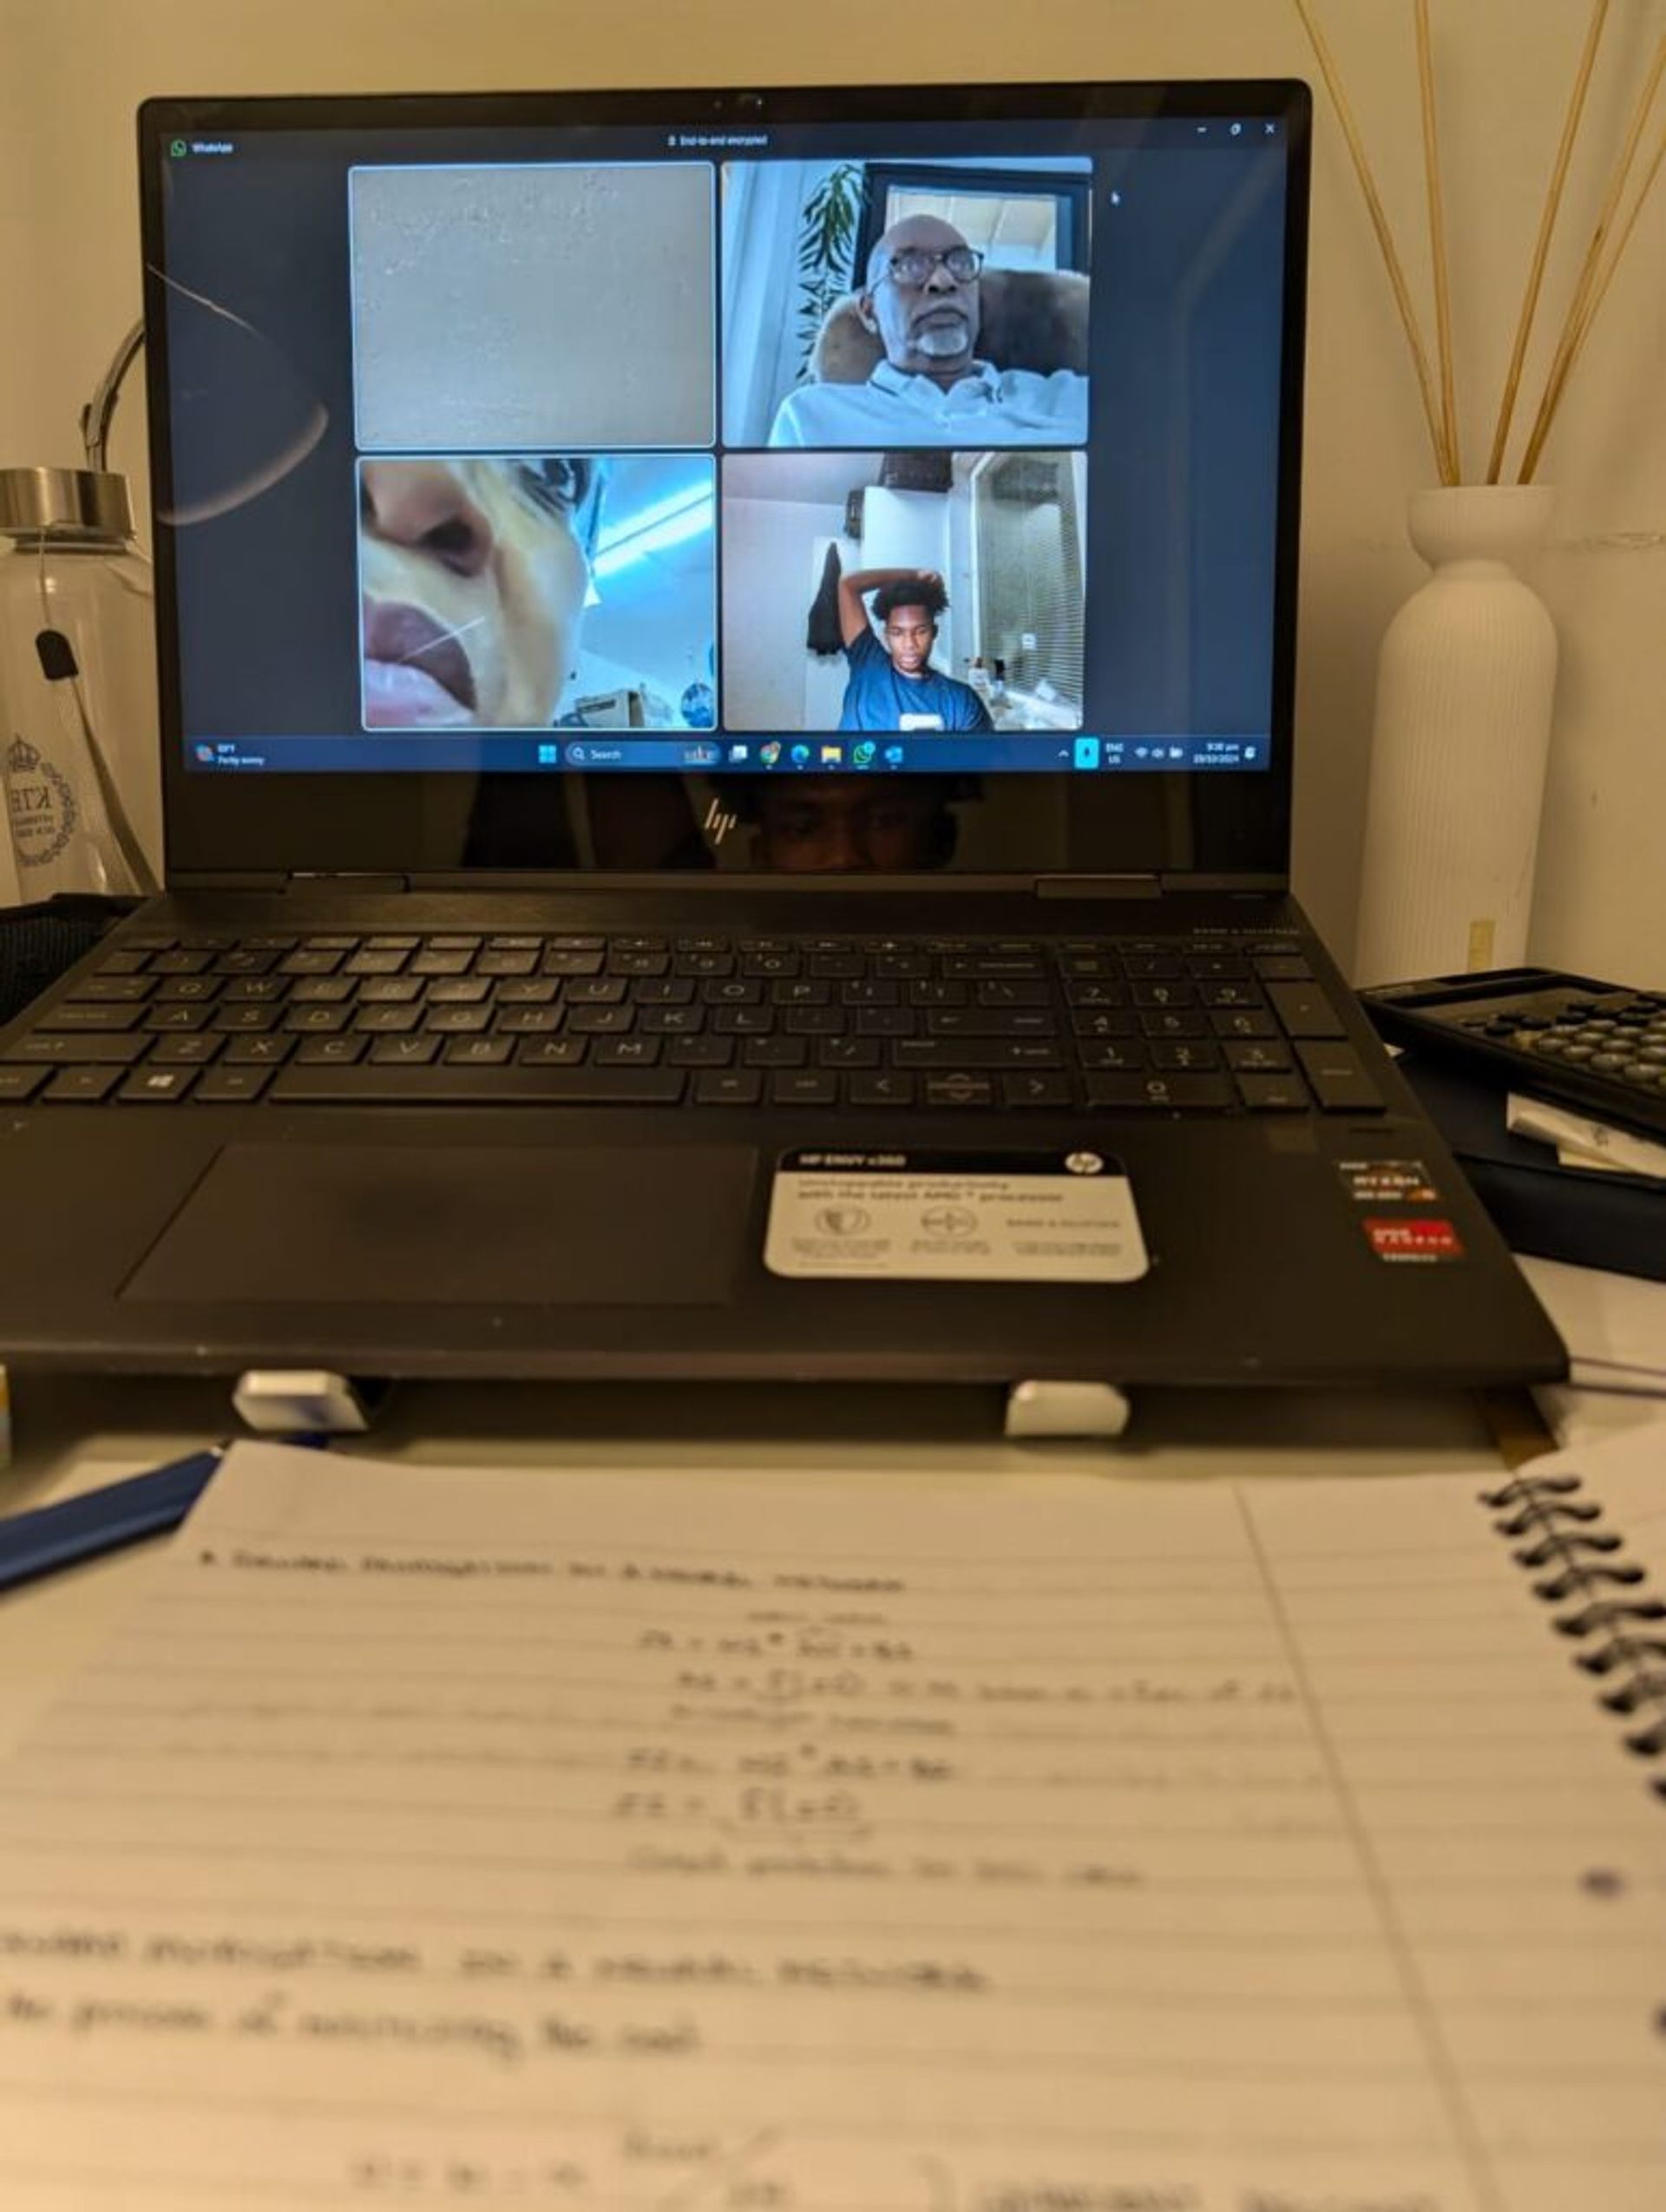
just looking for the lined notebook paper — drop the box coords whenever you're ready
[0,1430,1663,2211]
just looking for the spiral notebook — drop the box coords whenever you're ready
[0,1429,1663,2211]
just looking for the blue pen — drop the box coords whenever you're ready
[0,1446,227,1595]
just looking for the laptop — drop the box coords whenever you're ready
[0,80,1564,1396]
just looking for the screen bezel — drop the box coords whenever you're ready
[139,79,1311,884]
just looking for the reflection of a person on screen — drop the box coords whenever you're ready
[837,566,993,734]
[769,215,1086,448]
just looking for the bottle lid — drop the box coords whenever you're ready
[0,468,134,542]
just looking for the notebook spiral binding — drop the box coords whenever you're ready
[1485,1472,1666,1796]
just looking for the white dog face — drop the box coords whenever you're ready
[358,457,603,729]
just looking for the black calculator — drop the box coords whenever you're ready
[1360,967,1666,1146]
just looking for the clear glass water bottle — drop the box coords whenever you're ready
[0,468,161,900]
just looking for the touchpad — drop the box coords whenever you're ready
[123,1143,756,1306]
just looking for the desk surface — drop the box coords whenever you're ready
[0,1372,1549,1749]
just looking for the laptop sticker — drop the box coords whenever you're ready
[765,1149,1149,1283]
[1361,1216,1466,1264]
[1338,1159,1440,1206]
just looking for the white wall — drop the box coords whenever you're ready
[721,499,847,730]
[1,0,1661,978]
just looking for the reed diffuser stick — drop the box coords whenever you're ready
[1519,116,1666,485]
[1486,0,1610,482]
[1292,0,1450,481]
[1517,32,1666,482]
[1414,0,1460,483]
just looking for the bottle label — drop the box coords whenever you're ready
[4,733,79,869]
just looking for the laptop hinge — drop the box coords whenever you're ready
[167,871,289,892]
[1033,874,1161,900]
[1156,872,1289,895]
[283,872,412,893]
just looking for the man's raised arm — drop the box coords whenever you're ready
[835,566,942,648]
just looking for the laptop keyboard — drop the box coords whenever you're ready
[0,929,1383,1116]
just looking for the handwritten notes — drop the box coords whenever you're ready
[0,1436,1663,2211]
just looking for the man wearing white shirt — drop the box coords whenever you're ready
[767,214,1088,448]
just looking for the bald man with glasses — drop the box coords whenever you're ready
[767,213,1088,448]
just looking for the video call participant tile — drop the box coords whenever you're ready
[351,163,715,451]
[721,449,1086,737]
[357,454,716,734]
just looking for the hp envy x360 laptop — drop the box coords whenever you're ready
[0,81,1564,1392]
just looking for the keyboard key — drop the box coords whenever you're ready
[1255,956,1314,982]
[773,1071,838,1107]
[118,1065,199,1103]
[818,1037,880,1069]
[667,1036,734,1068]
[295,1036,370,1064]
[284,1005,353,1034]
[694,1070,763,1107]
[225,1035,295,1065]
[1131,981,1197,1009]
[150,1034,224,1065]
[567,1005,635,1035]
[1002,1073,1072,1109]
[849,1073,915,1108]
[1085,1074,1233,1111]
[0,1065,49,1099]
[1211,1010,1279,1040]
[924,1073,995,1108]
[42,1066,124,1103]
[1294,1041,1384,1111]
[422,1005,492,1035]
[1235,1073,1309,1111]
[354,1004,424,1034]
[368,1035,442,1066]
[477,949,541,977]
[65,974,152,1001]
[893,1040,1066,1070]
[443,1036,515,1066]
[1077,1040,1147,1071]
[427,977,492,1005]
[193,1064,276,1103]
[743,1036,808,1068]
[1199,981,1263,1009]
[928,1011,1056,1038]
[1072,1011,1138,1040]
[565,978,629,1005]
[1223,1039,1291,1072]
[290,976,355,1004]
[213,1004,281,1032]
[272,1065,685,1105]
[516,1037,587,1067]
[1138,1011,1210,1039]
[4,1032,149,1064]
[1267,983,1347,1039]
[1151,1042,1221,1072]
[495,1006,564,1035]
[594,1037,661,1067]
[40,1002,144,1031]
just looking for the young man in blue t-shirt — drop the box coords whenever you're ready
[836,566,994,734]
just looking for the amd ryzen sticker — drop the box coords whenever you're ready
[1363,1216,1466,1264]
[765,1149,1149,1282]
[1339,1158,1440,1206]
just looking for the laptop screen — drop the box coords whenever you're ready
[142,84,1309,878]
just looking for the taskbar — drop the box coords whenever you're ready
[186,734,1271,775]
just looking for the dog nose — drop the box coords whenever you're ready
[360,462,495,579]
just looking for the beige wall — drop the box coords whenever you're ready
[1,0,1662,977]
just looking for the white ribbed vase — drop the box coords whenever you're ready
[1354,486,1558,986]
